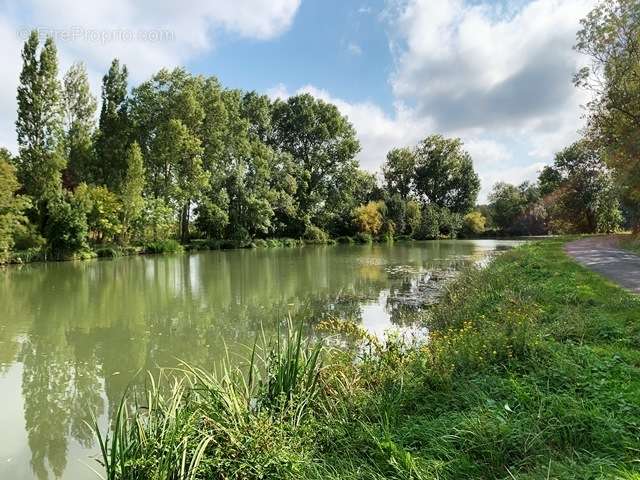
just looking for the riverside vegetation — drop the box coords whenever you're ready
[94,239,640,479]
[3,0,638,265]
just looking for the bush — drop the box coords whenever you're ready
[354,232,372,244]
[336,236,355,244]
[144,239,184,254]
[283,238,303,248]
[44,194,90,260]
[253,239,269,248]
[95,246,121,258]
[303,225,329,244]
[463,211,487,236]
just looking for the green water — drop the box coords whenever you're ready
[0,240,519,479]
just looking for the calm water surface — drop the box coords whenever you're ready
[0,240,520,479]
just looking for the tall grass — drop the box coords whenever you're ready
[94,321,326,479]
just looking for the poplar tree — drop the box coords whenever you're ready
[15,31,65,212]
[120,142,146,243]
[95,59,129,190]
[62,62,97,186]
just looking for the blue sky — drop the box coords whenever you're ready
[0,0,597,201]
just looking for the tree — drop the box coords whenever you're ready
[413,135,480,213]
[62,62,97,186]
[538,165,562,197]
[551,141,622,233]
[120,142,145,243]
[15,31,65,212]
[270,93,361,230]
[575,0,640,228]
[489,182,539,234]
[95,59,129,189]
[383,148,415,199]
[44,194,89,259]
[0,154,30,261]
[353,201,384,235]
[463,211,486,236]
[75,184,122,243]
[405,200,422,236]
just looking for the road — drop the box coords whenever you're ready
[565,236,640,293]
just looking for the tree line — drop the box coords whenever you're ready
[0,31,484,262]
[1,0,639,263]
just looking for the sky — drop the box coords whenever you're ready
[0,0,597,202]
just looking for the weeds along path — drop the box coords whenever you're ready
[565,236,640,293]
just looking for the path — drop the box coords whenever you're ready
[565,236,640,293]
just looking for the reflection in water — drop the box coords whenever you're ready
[0,240,520,479]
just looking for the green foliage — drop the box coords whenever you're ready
[120,142,146,243]
[0,156,31,262]
[489,181,545,235]
[16,31,65,209]
[354,232,373,244]
[144,239,183,254]
[75,183,122,243]
[303,225,329,244]
[95,322,324,479]
[62,62,97,186]
[382,147,415,199]
[551,141,622,233]
[575,0,640,228]
[140,197,175,243]
[413,134,480,214]
[463,211,486,236]
[43,194,89,259]
[95,59,130,190]
[353,201,384,235]
[270,93,361,230]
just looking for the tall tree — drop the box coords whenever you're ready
[383,147,415,199]
[270,94,361,232]
[413,134,480,213]
[95,59,129,190]
[15,31,65,213]
[120,142,145,243]
[62,62,97,186]
[575,0,640,228]
[552,141,622,233]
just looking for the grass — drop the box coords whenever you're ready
[94,239,640,479]
[618,234,640,255]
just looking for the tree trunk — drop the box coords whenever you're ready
[180,201,190,244]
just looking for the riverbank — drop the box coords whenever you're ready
[97,238,640,478]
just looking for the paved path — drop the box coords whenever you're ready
[565,236,640,293]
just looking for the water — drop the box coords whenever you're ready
[0,239,519,479]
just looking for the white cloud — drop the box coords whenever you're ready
[0,0,301,151]
[347,42,363,56]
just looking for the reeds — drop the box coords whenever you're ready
[94,321,325,479]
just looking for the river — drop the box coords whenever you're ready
[0,239,520,479]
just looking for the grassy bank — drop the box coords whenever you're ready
[95,239,640,479]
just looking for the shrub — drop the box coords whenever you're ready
[95,246,121,258]
[354,232,372,244]
[253,239,269,248]
[144,239,184,254]
[353,201,384,235]
[44,194,90,260]
[303,225,329,244]
[336,236,355,244]
[463,211,487,236]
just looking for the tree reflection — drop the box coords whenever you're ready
[0,240,512,479]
